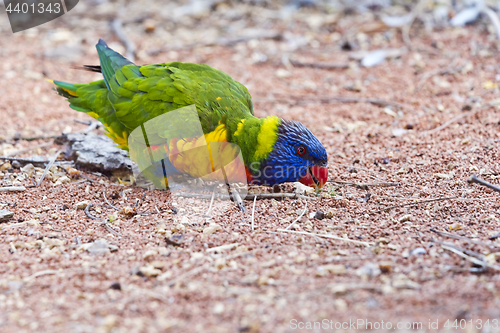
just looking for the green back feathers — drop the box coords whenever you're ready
[96,39,138,90]
[52,39,256,155]
[231,116,281,167]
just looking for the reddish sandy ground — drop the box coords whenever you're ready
[1,2,500,332]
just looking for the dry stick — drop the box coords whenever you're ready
[174,191,316,201]
[0,186,26,192]
[36,150,61,186]
[111,19,137,62]
[289,59,349,70]
[103,191,120,211]
[441,244,500,271]
[206,243,239,253]
[251,195,257,231]
[230,187,246,213]
[328,180,400,188]
[285,200,307,230]
[84,203,103,221]
[83,122,101,134]
[430,228,496,248]
[436,241,485,260]
[369,196,458,215]
[23,269,60,282]
[131,287,170,304]
[74,119,92,126]
[420,107,482,136]
[19,134,59,141]
[205,188,216,217]
[276,229,373,246]
[469,175,500,194]
[84,203,122,236]
[0,156,51,168]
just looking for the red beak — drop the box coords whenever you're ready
[299,166,328,189]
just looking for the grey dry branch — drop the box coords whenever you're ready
[103,191,120,211]
[469,175,500,194]
[0,186,26,192]
[289,58,349,70]
[174,192,317,201]
[84,203,126,237]
[0,156,52,168]
[84,203,103,221]
[440,243,500,272]
[36,150,62,186]
[285,199,307,230]
[430,228,496,248]
[251,195,257,231]
[328,180,400,189]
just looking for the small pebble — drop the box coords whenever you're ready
[109,282,121,290]
[410,247,426,256]
[0,209,14,222]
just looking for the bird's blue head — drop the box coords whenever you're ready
[250,119,328,188]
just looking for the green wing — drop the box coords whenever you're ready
[97,40,254,134]
[53,39,255,149]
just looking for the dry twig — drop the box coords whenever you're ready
[84,203,103,221]
[36,150,61,186]
[251,195,257,231]
[285,200,307,230]
[430,228,496,248]
[103,191,120,211]
[205,188,216,217]
[23,269,61,282]
[441,243,500,271]
[289,59,349,70]
[175,191,316,201]
[0,156,53,168]
[469,175,500,194]
[329,180,400,189]
[0,186,26,192]
[419,108,482,136]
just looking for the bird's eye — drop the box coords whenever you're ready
[297,146,306,156]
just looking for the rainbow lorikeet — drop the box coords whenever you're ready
[52,39,328,189]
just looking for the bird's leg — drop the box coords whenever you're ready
[220,164,246,213]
